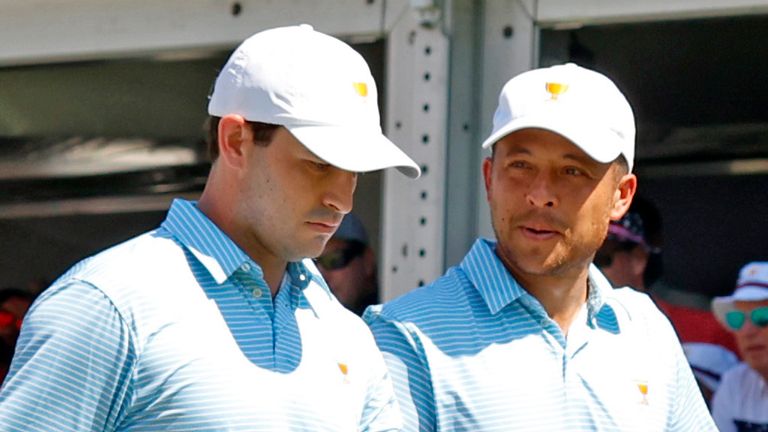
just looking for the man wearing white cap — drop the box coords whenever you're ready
[0,25,418,431]
[711,261,768,431]
[365,63,715,431]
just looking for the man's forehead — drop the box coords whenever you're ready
[495,129,600,164]
[734,299,768,310]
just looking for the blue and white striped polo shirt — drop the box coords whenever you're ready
[365,238,716,431]
[0,199,401,431]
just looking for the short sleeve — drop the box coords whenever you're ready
[650,302,719,432]
[668,347,719,431]
[358,333,403,432]
[364,307,436,432]
[0,281,136,432]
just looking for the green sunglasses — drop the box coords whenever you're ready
[725,306,768,331]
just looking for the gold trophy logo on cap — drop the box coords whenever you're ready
[353,82,368,97]
[545,82,569,100]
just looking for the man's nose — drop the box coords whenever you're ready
[322,168,357,214]
[526,171,557,208]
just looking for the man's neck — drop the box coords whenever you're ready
[198,188,286,298]
[514,267,590,336]
[259,258,287,298]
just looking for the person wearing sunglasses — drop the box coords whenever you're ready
[316,213,378,316]
[711,261,768,431]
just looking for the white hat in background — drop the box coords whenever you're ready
[481,63,636,172]
[712,261,768,324]
[208,24,420,178]
[682,342,739,393]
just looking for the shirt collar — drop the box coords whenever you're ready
[295,259,335,318]
[160,199,324,294]
[460,238,614,321]
[587,264,618,329]
[460,238,527,315]
[161,199,250,284]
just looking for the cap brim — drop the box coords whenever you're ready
[481,115,622,165]
[711,297,732,327]
[287,125,420,179]
[712,286,768,325]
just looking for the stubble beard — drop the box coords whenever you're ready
[492,221,597,281]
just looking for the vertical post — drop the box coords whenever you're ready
[442,0,483,267]
[380,2,449,300]
[476,0,538,239]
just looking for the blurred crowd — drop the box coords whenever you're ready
[595,196,767,428]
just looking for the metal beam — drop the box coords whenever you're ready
[0,193,199,219]
[442,0,483,267]
[0,0,387,66]
[476,0,537,239]
[380,2,449,300]
[536,0,768,27]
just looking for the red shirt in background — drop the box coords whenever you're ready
[655,297,739,356]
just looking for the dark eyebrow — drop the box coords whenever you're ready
[563,153,591,164]
[497,143,532,158]
[562,152,606,168]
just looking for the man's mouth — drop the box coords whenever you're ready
[520,225,560,240]
[744,344,766,354]
[307,220,340,234]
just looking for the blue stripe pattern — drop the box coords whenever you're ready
[365,238,716,431]
[0,199,401,431]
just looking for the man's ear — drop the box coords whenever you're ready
[610,173,637,221]
[482,157,494,201]
[217,114,250,170]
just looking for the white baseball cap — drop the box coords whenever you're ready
[208,24,420,178]
[712,261,768,321]
[481,63,636,172]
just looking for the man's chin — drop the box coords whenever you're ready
[291,237,331,261]
[510,255,576,278]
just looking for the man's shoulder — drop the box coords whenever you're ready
[595,287,687,343]
[604,286,665,319]
[720,362,757,386]
[60,229,177,281]
[49,229,184,308]
[715,363,767,411]
[366,267,467,324]
[301,267,377,333]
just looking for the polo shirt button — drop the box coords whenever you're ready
[299,274,306,281]
[241,263,251,271]
[252,287,262,297]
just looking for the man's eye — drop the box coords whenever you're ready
[564,167,583,176]
[310,161,331,170]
